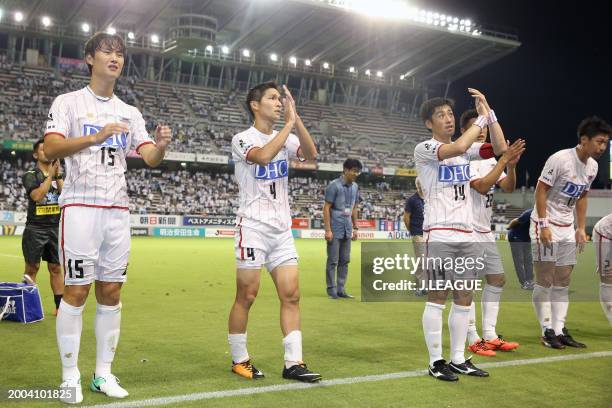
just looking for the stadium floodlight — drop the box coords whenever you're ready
[446,15,452,22]
[242,49,250,58]
[305,59,311,66]
[205,45,213,52]
[376,70,383,78]
[349,66,355,73]
[0,9,3,22]
[221,45,229,54]
[270,53,278,62]
[460,19,465,25]
[41,16,51,27]
[106,26,116,35]
[14,11,24,23]
[81,23,90,33]
[322,62,329,69]
[400,74,405,80]
[453,17,459,23]
[127,32,135,40]
[460,25,465,32]
[465,19,472,27]
[289,56,297,65]
[365,69,371,76]
[151,34,159,44]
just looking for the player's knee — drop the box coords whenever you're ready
[63,285,90,306]
[487,274,505,287]
[280,288,300,305]
[48,263,62,275]
[236,289,258,308]
[25,262,40,274]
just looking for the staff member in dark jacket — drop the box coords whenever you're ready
[507,209,534,290]
[323,159,361,299]
[22,139,64,314]
[403,178,426,295]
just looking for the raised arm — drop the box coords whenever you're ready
[469,88,507,155]
[472,139,524,194]
[248,95,296,166]
[283,85,317,161]
[138,125,171,168]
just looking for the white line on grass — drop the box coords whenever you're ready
[0,252,21,258]
[84,351,612,408]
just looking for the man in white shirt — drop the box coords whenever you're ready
[594,213,612,325]
[531,116,610,349]
[460,109,524,357]
[44,32,171,404]
[414,89,508,381]
[228,82,321,383]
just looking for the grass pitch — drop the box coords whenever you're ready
[0,237,610,407]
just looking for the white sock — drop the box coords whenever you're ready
[467,302,480,344]
[56,300,84,381]
[600,283,612,325]
[482,284,503,341]
[228,333,249,364]
[551,286,569,336]
[532,284,552,335]
[449,303,471,365]
[422,302,445,367]
[283,330,303,369]
[95,303,122,377]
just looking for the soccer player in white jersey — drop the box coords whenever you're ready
[594,213,612,325]
[227,82,321,382]
[414,90,508,381]
[531,116,610,349]
[460,109,524,357]
[43,33,171,403]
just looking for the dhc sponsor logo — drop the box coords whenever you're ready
[255,159,289,180]
[83,124,128,148]
[438,164,471,183]
[560,181,586,198]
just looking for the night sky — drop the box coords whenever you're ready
[422,0,612,188]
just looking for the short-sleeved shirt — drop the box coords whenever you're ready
[22,167,62,227]
[414,138,494,233]
[470,157,507,233]
[531,147,598,226]
[325,176,359,239]
[508,209,532,242]
[232,126,303,232]
[404,192,424,236]
[43,86,155,209]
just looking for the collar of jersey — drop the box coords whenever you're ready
[86,85,114,102]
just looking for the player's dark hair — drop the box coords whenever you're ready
[84,32,126,75]
[246,82,281,119]
[577,116,612,140]
[343,158,362,171]
[419,97,455,128]
[32,138,44,159]
[460,109,479,130]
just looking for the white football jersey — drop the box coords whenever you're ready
[594,213,612,238]
[232,126,302,231]
[414,139,494,233]
[44,86,154,208]
[532,147,598,226]
[470,158,507,233]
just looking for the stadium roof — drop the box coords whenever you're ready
[0,0,520,85]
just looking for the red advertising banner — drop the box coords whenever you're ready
[356,219,376,229]
[292,218,310,229]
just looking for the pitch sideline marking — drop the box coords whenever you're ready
[0,252,22,258]
[84,350,612,408]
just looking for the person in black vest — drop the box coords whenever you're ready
[21,138,64,314]
[507,209,534,290]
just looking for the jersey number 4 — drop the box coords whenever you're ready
[100,146,116,166]
[269,182,277,199]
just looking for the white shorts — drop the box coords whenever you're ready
[473,231,504,275]
[529,222,576,266]
[423,229,482,280]
[594,228,612,277]
[235,224,298,272]
[59,206,130,285]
